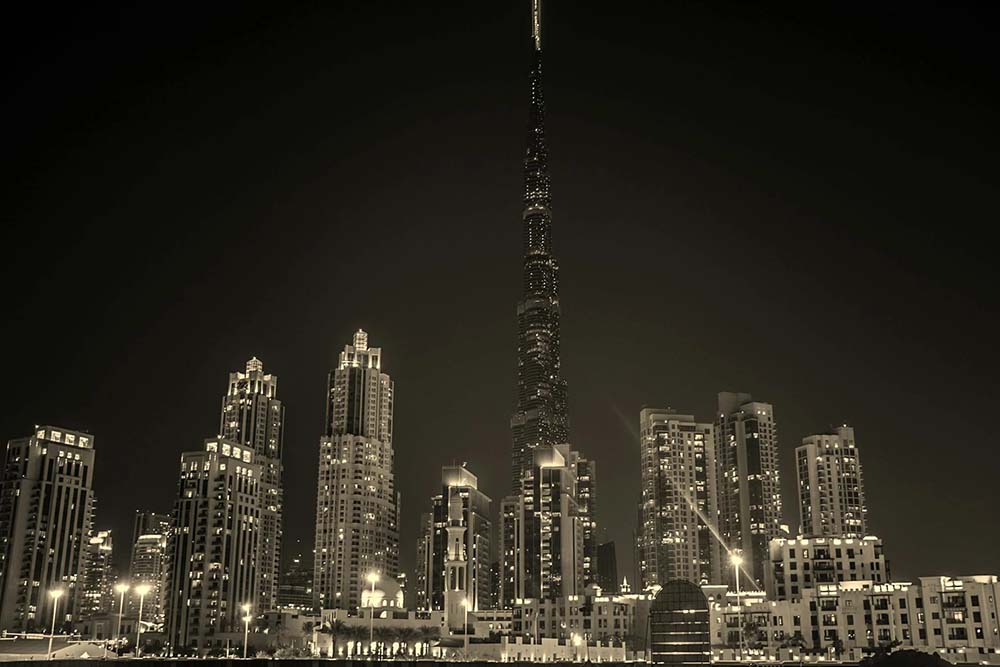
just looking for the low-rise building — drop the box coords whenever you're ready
[511,584,652,644]
[765,535,888,600]
[709,575,1000,665]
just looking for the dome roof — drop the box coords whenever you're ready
[360,576,405,609]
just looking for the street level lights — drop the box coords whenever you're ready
[47,589,64,661]
[572,633,582,662]
[730,552,744,660]
[134,583,151,657]
[366,572,379,653]
[461,598,471,636]
[242,604,252,658]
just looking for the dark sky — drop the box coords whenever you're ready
[4,2,998,586]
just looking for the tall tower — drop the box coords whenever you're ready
[443,490,469,631]
[510,0,570,494]
[797,425,868,538]
[637,408,721,589]
[164,437,262,654]
[220,357,284,612]
[313,330,399,611]
[415,465,492,613]
[500,444,585,605]
[714,392,783,588]
[81,530,115,619]
[0,426,96,632]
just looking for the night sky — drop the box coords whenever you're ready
[4,2,998,585]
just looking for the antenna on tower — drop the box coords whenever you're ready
[532,0,542,50]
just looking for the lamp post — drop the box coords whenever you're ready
[572,633,582,662]
[242,604,252,658]
[134,583,151,657]
[366,572,379,653]
[461,598,471,636]
[110,583,129,659]
[47,589,64,661]
[730,552,744,660]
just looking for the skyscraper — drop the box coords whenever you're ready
[164,437,261,653]
[500,444,585,605]
[220,357,284,612]
[637,408,720,589]
[313,330,399,611]
[0,426,96,632]
[128,510,171,619]
[714,392,783,588]
[414,465,492,613]
[81,530,115,619]
[510,0,570,494]
[797,425,868,538]
[129,534,167,622]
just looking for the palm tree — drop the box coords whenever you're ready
[396,627,419,657]
[375,626,400,658]
[418,625,440,656]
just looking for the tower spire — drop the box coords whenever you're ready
[510,0,568,494]
[532,0,542,50]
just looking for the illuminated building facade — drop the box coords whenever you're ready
[128,510,171,619]
[714,392,783,588]
[711,576,1000,663]
[313,330,399,611]
[501,444,586,604]
[130,533,167,621]
[765,535,888,601]
[220,357,284,612]
[638,408,721,590]
[81,529,114,618]
[510,0,570,496]
[415,465,492,613]
[797,425,868,538]
[0,426,96,632]
[164,437,262,653]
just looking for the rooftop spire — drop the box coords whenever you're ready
[532,0,542,50]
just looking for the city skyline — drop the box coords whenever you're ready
[3,0,999,600]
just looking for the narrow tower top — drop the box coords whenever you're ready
[532,0,542,50]
[246,357,263,374]
[353,329,369,352]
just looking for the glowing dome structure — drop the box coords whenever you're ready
[360,575,405,610]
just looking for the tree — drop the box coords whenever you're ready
[396,627,419,656]
[861,648,948,667]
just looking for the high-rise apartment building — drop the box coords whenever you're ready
[415,465,492,613]
[132,511,171,547]
[130,534,167,621]
[797,425,868,538]
[637,408,721,589]
[414,512,433,611]
[0,426,96,632]
[714,392,783,588]
[128,510,171,620]
[220,357,284,612]
[596,540,618,594]
[164,437,261,654]
[500,444,585,606]
[510,0,570,495]
[313,330,399,611]
[81,530,114,618]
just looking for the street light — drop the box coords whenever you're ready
[572,633,582,662]
[110,583,129,659]
[242,604,252,658]
[47,589,64,661]
[730,552,744,660]
[461,598,471,637]
[134,583,151,657]
[366,572,379,652]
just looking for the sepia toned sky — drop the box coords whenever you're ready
[3,1,998,585]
